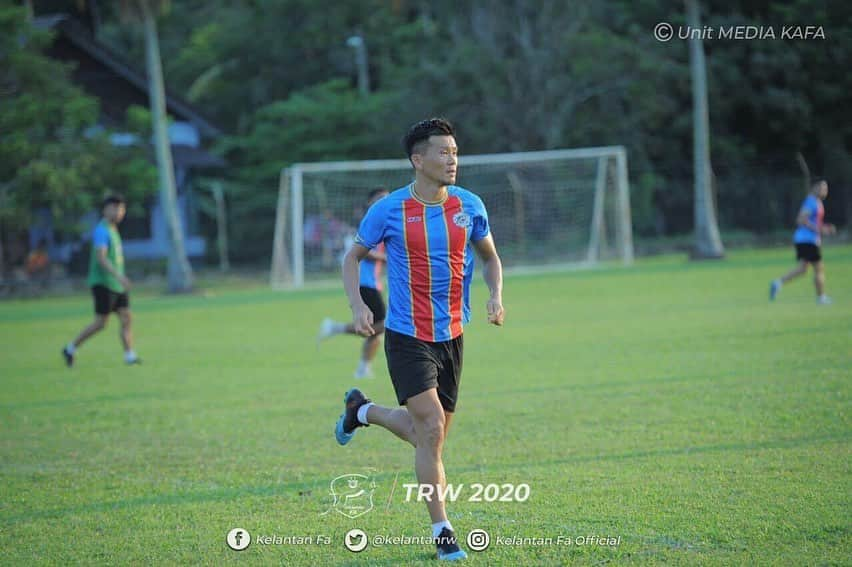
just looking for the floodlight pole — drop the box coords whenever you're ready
[346,35,370,97]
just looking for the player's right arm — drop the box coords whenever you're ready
[343,243,374,336]
[95,247,131,289]
[347,195,389,335]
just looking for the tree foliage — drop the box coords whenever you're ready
[22,0,852,263]
[0,4,155,234]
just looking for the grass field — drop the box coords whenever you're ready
[1,245,850,566]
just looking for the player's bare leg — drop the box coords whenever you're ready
[63,314,108,367]
[353,322,384,377]
[366,405,416,446]
[406,389,449,524]
[360,404,454,448]
[780,260,808,284]
[443,411,454,438]
[813,260,825,295]
[117,308,140,363]
[812,260,832,303]
[117,308,133,351]
[334,387,465,559]
[361,325,384,361]
[73,314,109,347]
[771,260,808,301]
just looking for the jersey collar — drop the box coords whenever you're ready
[409,183,450,206]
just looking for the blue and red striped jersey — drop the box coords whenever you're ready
[359,242,384,291]
[355,184,490,342]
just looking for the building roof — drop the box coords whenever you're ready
[34,14,222,139]
[171,144,227,169]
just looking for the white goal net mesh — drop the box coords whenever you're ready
[272,147,632,288]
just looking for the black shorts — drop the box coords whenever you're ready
[384,329,463,412]
[360,286,386,322]
[795,243,822,263]
[91,285,129,315]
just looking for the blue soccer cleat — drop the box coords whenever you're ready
[769,280,780,301]
[335,388,370,446]
[436,528,467,561]
[61,346,74,368]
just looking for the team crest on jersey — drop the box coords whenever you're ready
[452,212,471,228]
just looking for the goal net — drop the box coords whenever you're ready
[271,146,633,288]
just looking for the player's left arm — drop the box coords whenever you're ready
[472,234,504,326]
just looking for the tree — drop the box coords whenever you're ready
[0,5,155,278]
[686,0,724,259]
[219,79,399,264]
[120,0,193,292]
[92,0,850,242]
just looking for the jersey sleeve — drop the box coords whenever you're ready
[92,224,110,249]
[354,199,388,249]
[469,194,490,242]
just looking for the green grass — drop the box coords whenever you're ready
[1,245,850,566]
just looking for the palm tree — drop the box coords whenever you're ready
[686,0,724,259]
[121,0,194,291]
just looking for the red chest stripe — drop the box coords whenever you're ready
[443,196,467,338]
[402,199,434,341]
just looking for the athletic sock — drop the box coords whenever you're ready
[432,520,454,538]
[124,350,138,363]
[356,402,374,425]
[65,342,76,355]
[356,360,370,375]
[774,279,782,287]
[332,322,347,334]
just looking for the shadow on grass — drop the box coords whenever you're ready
[3,432,847,525]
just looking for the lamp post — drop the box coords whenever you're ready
[346,35,370,97]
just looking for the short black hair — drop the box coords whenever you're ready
[403,118,455,159]
[367,188,388,202]
[102,194,126,209]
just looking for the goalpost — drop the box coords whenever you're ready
[271,146,633,289]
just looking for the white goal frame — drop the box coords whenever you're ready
[271,146,633,289]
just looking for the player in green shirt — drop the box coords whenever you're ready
[63,195,141,366]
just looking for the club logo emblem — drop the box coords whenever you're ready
[452,212,471,228]
[322,474,376,518]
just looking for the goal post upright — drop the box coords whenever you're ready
[615,147,634,264]
[270,167,291,289]
[290,164,305,288]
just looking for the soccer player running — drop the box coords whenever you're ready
[318,188,390,378]
[334,118,505,561]
[63,195,141,366]
[770,179,836,304]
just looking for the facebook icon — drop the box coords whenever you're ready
[226,528,251,551]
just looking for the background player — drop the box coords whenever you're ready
[318,188,389,378]
[770,179,836,304]
[62,195,141,366]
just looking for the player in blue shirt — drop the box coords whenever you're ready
[770,179,836,303]
[318,189,389,378]
[334,119,505,561]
